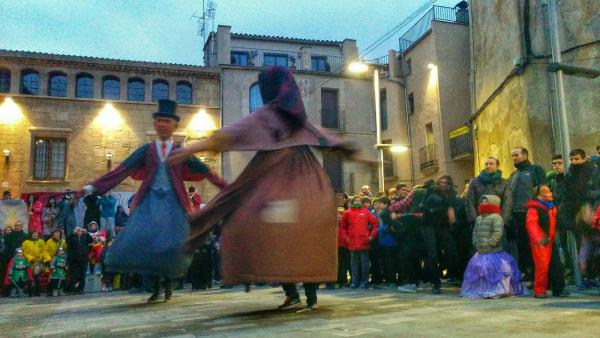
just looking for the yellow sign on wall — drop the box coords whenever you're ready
[449,125,469,139]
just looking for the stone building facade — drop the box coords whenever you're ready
[470,0,600,174]
[379,4,473,191]
[0,50,222,199]
[204,26,378,194]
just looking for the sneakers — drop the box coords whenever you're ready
[397,284,417,293]
[417,282,432,291]
[278,296,301,310]
[360,283,369,290]
[349,284,358,290]
[296,303,319,313]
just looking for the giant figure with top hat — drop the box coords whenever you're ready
[81,99,226,303]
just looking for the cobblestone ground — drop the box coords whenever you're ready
[0,284,598,337]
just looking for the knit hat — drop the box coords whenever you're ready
[481,195,501,206]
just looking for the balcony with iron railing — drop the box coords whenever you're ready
[419,143,439,171]
[449,126,473,159]
[399,5,469,53]
[364,55,390,76]
[230,47,346,74]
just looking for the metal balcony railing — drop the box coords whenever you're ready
[230,47,346,74]
[449,126,473,159]
[399,5,469,52]
[419,143,438,170]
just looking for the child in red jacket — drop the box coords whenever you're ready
[526,185,567,298]
[341,196,379,289]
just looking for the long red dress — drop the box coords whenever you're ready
[186,66,357,284]
[29,200,44,234]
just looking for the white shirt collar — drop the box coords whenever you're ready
[156,139,174,161]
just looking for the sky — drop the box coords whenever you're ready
[0,0,460,66]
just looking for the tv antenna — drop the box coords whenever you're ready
[191,0,216,44]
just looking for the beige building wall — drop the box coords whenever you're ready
[0,54,222,200]
[471,0,600,176]
[220,66,377,192]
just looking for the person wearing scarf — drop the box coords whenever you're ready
[526,185,568,298]
[461,195,527,298]
[466,157,512,224]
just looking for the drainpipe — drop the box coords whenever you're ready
[547,0,571,171]
[400,51,416,186]
[467,1,479,174]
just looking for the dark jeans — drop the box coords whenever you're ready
[69,259,87,292]
[381,246,398,284]
[281,283,318,306]
[397,236,421,285]
[509,212,533,276]
[549,241,566,294]
[350,250,370,286]
[369,241,383,284]
[190,247,213,289]
[420,225,459,287]
[337,247,350,285]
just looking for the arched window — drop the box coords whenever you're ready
[0,68,11,93]
[102,75,120,100]
[76,73,94,98]
[176,81,192,104]
[249,82,263,113]
[48,71,67,97]
[127,78,145,102]
[152,79,169,101]
[21,69,40,95]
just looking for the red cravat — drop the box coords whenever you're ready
[161,142,167,159]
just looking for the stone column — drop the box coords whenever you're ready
[342,39,358,75]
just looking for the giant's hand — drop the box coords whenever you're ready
[167,146,194,166]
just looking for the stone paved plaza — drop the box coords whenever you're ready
[0,285,598,337]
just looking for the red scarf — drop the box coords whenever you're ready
[479,203,501,215]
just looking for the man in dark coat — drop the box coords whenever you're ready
[508,147,547,278]
[66,227,92,294]
[558,149,600,287]
[3,221,28,261]
[83,192,101,229]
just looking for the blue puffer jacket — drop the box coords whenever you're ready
[377,209,397,247]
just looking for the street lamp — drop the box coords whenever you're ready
[349,61,409,192]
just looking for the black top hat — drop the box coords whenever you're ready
[153,99,180,122]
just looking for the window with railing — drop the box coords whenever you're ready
[311,56,328,72]
[419,143,438,170]
[264,53,288,67]
[231,51,249,66]
[33,137,67,180]
[449,126,473,158]
[321,88,340,129]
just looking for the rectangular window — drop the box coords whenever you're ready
[383,139,394,178]
[323,151,344,193]
[231,51,249,66]
[311,56,328,72]
[408,92,415,114]
[321,88,339,129]
[425,122,434,146]
[32,137,67,180]
[380,89,388,130]
[263,53,288,67]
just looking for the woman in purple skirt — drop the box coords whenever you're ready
[461,195,527,298]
